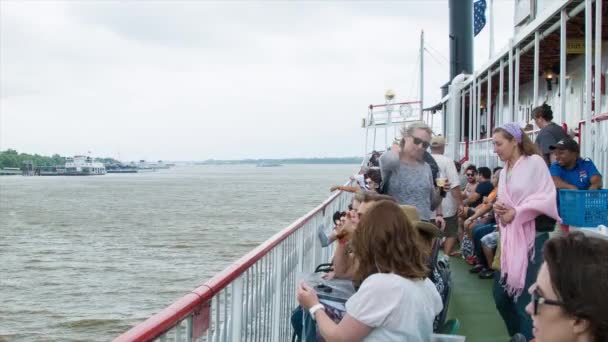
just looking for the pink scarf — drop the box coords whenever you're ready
[497,154,560,298]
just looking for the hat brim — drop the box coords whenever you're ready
[414,221,441,239]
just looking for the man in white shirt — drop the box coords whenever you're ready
[430,136,463,256]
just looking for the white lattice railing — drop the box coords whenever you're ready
[114,187,354,342]
[580,113,608,189]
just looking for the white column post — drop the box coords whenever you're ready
[515,46,521,123]
[461,89,466,142]
[499,58,504,125]
[533,31,540,108]
[469,85,474,141]
[231,277,244,341]
[271,248,283,342]
[560,9,567,123]
[595,0,603,116]
[472,77,477,140]
[584,0,593,156]
[487,70,492,134]
[508,39,514,122]
[477,78,482,140]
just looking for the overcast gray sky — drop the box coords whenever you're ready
[0,0,514,161]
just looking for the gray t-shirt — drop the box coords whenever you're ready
[536,122,568,163]
[379,152,434,221]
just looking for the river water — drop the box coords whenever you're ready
[0,164,356,342]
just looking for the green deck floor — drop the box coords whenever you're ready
[446,257,509,342]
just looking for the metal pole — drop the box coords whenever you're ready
[508,39,514,122]
[584,0,593,155]
[560,9,567,123]
[477,77,482,140]
[472,76,477,140]
[461,89,466,142]
[469,85,473,141]
[420,30,424,119]
[489,0,494,58]
[595,0,602,116]
[231,277,244,341]
[515,46,520,122]
[533,31,540,108]
[487,70,492,134]
[499,58,504,125]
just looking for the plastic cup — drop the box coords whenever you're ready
[436,177,447,187]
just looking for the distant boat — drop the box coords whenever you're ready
[0,167,21,176]
[64,156,106,176]
[256,162,282,167]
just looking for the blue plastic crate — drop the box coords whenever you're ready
[559,189,608,227]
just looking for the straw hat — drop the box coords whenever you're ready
[400,205,441,240]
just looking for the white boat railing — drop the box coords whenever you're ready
[579,113,608,189]
[459,129,542,170]
[114,185,354,342]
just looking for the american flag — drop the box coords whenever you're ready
[474,0,487,36]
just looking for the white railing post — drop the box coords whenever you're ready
[230,276,244,341]
[272,247,283,342]
[509,39,514,122]
[595,0,602,117]
[533,31,540,108]
[499,58,504,125]
[584,0,593,157]
[560,9,567,124]
[515,46,520,123]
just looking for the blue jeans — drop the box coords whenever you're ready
[472,223,496,268]
[493,232,549,340]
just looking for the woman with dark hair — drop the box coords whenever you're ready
[330,168,382,194]
[296,200,442,341]
[491,122,560,340]
[526,232,608,342]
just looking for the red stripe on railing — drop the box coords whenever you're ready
[114,182,350,342]
[577,113,608,145]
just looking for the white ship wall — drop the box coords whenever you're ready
[484,44,608,131]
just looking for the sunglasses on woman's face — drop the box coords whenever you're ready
[531,289,564,315]
[412,136,430,149]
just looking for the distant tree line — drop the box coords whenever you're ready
[0,149,119,169]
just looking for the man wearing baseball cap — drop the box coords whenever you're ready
[549,138,602,190]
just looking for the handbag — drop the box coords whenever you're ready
[535,214,556,233]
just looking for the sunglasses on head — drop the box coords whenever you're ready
[412,136,430,149]
[531,288,563,315]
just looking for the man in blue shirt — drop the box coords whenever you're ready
[549,138,602,190]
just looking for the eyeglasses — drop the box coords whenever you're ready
[412,136,430,149]
[466,173,475,177]
[531,289,564,315]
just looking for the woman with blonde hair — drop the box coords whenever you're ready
[491,122,560,340]
[296,200,442,341]
[378,121,442,221]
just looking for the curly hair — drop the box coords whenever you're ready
[351,200,428,287]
